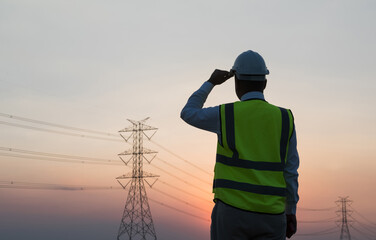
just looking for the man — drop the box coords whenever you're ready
[180,50,299,240]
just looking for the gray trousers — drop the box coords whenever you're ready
[211,201,286,240]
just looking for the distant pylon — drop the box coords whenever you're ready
[336,196,352,240]
[116,118,159,240]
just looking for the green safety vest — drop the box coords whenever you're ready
[213,99,294,214]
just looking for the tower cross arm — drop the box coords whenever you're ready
[140,124,158,131]
[142,148,158,154]
[142,171,159,178]
[116,173,134,179]
[116,172,159,179]
[118,149,133,156]
[119,127,135,133]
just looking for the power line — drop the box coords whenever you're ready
[350,216,376,235]
[0,150,210,202]
[150,163,211,195]
[0,146,121,163]
[350,207,376,227]
[148,198,210,222]
[299,216,338,223]
[1,114,214,214]
[150,140,212,176]
[0,113,215,227]
[0,120,122,142]
[295,226,338,236]
[0,146,210,189]
[0,180,120,190]
[150,186,210,214]
[0,152,122,166]
[296,229,338,237]
[0,149,211,205]
[354,222,376,236]
[0,180,210,223]
[0,146,212,202]
[298,207,336,211]
[0,112,119,137]
[350,225,374,240]
[157,179,212,204]
[1,151,213,211]
[156,156,211,185]
[1,114,212,181]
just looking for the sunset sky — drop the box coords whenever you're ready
[1,1,376,239]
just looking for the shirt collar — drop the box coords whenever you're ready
[240,91,265,101]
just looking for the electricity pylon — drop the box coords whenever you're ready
[336,196,352,240]
[116,118,159,240]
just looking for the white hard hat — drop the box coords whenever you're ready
[231,50,269,81]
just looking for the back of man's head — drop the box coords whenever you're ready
[232,50,269,98]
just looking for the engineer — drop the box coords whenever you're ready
[180,50,299,240]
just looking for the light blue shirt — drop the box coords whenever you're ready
[181,81,299,214]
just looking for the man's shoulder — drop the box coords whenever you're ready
[266,102,294,115]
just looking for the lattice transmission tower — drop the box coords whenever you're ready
[336,196,352,240]
[116,118,159,240]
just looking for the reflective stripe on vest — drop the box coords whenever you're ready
[213,100,293,214]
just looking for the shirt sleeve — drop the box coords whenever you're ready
[180,81,220,134]
[284,128,300,215]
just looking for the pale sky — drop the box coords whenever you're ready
[1,1,376,239]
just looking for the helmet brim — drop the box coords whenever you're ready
[235,73,267,81]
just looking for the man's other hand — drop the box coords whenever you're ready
[207,69,234,85]
[286,214,297,238]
